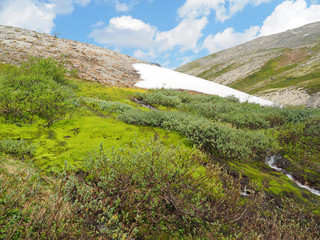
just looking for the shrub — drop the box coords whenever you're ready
[23,57,67,85]
[81,97,134,114]
[78,140,246,239]
[134,89,320,130]
[135,90,182,107]
[0,58,78,126]
[0,139,36,158]
[118,109,272,160]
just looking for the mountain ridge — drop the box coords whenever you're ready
[177,21,320,107]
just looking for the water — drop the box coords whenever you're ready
[266,156,320,196]
[241,185,249,196]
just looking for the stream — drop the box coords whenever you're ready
[266,155,320,196]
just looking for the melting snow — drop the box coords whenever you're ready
[133,63,278,107]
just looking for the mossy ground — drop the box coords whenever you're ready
[0,116,187,171]
[228,161,320,205]
[1,59,320,238]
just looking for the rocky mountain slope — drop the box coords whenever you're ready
[177,22,320,107]
[0,25,144,86]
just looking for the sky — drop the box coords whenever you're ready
[1,0,320,69]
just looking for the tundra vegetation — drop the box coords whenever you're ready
[0,58,320,239]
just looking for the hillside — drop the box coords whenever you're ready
[0,25,143,86]
[0,25,320,239]
[177,22,320,107]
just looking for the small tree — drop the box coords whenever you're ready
[0,58,77,126]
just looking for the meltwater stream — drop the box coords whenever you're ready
[266,156,320,196]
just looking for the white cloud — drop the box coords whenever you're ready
[115,1,130,12]
[201,0,320,54]
[155,17,208,52]
[49,0,91,15]
[178,0,270,22]
[74,0,91,6]
[90,15,208,53]
[260,0,320,36]
[178,0,225,20]
[0,0,92,33]
[104,0,136,13]
[49,0,74,15]
[202,26,260,53]
[89,16,157,49]
[133,49,156,60]
[0,0,55,33]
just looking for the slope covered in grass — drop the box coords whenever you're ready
[1,58,320,239]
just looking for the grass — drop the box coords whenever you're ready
[228,48,320,95]
[229,54,297,93]
[197,63,235,80]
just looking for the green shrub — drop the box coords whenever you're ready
[135,90,182,107]
[81,97,134,114]
[78,140,244,239]
[118,109,272,160]
[0,138,36,158]
[0,58,78,126]
[134,89,320,129]
[23,57,67,85]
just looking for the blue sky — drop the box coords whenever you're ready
[1,0,320,68]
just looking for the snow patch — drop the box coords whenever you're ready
[133,63,278,107]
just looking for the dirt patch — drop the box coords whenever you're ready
[277,49,308,69]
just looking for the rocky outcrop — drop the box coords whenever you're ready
[0,25,145,86]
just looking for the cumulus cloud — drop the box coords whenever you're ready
[201,0,320,54]
[89,16,157,49]
[202,26,260,53]
[260,0,320,36]
[0,0,92,33]
[0,0,55,33]
[90,15,208,53]
[155,17,208,52]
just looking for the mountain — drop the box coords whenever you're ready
[1,25,320,239]
[0,25,144,86]
[177,22,320,107]
[0,24,276,106]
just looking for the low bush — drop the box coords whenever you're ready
[135,90,182,107]
[1,142,320,239]
[81,97,134,114]
[134,89,320,130]
[0,58,78,126]
[0,138,36,158]
[119,109,272,160]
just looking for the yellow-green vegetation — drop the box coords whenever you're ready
[0,117,187,171]
[229,49,320,95]
[1,58,320,239]
[197,63,236,80]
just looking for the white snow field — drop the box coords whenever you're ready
[133,63,278,107]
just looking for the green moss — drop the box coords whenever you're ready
[0,116,189,171]
[228,161,314,202]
